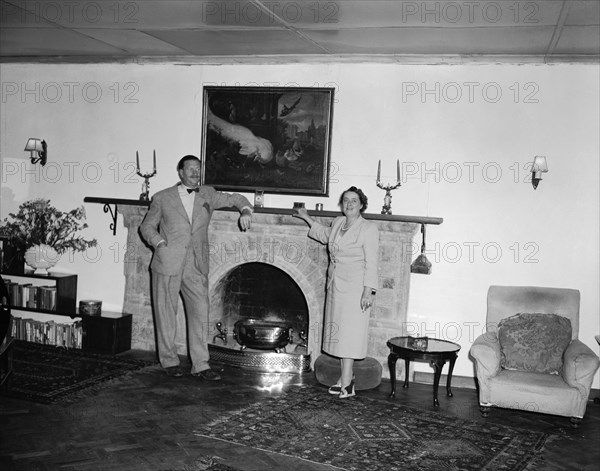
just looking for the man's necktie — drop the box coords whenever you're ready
[187,188,199,194]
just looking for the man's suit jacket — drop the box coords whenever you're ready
[140,184,251,276]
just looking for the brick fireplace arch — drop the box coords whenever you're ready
[208,245,327,358]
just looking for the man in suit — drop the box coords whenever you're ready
[140,155,253,379]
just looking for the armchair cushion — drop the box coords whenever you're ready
[497,313,572,374]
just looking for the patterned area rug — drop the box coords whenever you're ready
[194,386,551,471]
[1,340,153,404]
[167,455,243,471]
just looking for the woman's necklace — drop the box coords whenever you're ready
[341,217,358,231]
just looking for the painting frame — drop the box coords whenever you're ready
[201,86,335,197]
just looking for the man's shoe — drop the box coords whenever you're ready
[192,369,221,381]
[165,366,184,378]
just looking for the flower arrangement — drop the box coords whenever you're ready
[0,199,97,254]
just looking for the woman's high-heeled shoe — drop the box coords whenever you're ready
[328,382,342,395]
[339,380,355,398]
[329,374,354,395]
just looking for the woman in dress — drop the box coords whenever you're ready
[294,187,379,398]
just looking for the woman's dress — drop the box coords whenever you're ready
[309,216,379,359]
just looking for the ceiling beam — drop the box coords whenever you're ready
[545,0,572,62]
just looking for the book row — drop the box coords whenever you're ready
[10,316,83,349]
[3,278,57,311]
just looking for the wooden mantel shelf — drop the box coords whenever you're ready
[84,196,443,235]
[84,197,151,207]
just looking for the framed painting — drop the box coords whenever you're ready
[201,86,335,196]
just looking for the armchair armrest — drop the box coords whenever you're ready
[470,332,501,380]
[470,332,502,404]
[562,339,600,395]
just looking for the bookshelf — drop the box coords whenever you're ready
[1,271,132,354]
[2,272,77,315]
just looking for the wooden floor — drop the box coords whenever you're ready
[1,351,599,471]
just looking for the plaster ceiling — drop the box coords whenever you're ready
[0,0,599,63]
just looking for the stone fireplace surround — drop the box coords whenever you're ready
[116,204,441,376]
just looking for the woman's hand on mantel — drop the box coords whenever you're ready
[293,207,314,227]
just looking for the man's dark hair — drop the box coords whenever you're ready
[339,186,368,212]
[177,155,201,171]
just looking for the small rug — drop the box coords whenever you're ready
[194,386,552,471]
[1,340,153,404]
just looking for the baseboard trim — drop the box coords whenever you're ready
[412,372,600,400]
[412,372,476,390]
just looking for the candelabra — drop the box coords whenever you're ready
[376,159,401,215]
[136,150,157,201]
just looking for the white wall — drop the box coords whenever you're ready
[1,61,598,386]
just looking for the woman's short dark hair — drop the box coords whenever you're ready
[177,155,201,171]
[339,186,368,213]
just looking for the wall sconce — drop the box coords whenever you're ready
[531,155,548,190]
[24,138,47,166]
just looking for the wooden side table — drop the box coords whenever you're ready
[387,336,461,407]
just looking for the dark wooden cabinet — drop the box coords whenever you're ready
[82,311,132,354]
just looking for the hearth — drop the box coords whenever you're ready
[210,317,310,374]
[208,343,311,373]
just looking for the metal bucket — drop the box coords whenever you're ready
[233,318,292,351]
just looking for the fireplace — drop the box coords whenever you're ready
[118,205,434,376]
[215,261,309,345]
[210,260,311,372]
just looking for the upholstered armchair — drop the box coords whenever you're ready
[470,286,600,427]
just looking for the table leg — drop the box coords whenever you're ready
[446,354,457,397]
[388,352,398,398]
[403,358,410,388]
[432,360,446,407]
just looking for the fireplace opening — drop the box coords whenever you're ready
[220,262,309,346]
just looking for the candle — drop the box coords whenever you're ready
[136,151,140,172]
[397,159,400,182]
[153,150,156,171]
[377,160,381,181]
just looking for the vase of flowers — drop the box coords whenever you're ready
[24,244,61,275]
[0,199,97,275]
